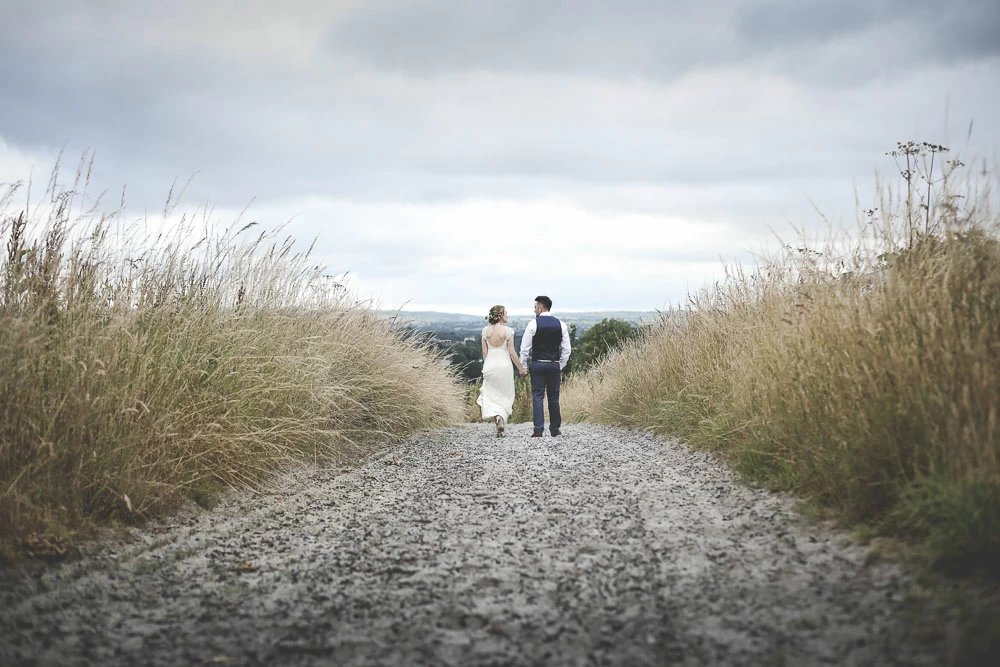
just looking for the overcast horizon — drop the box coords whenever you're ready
[2,0,998,318]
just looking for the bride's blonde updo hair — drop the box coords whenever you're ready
[486,305,505,324]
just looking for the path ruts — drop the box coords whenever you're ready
[0,424,940,666]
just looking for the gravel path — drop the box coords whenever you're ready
[0,423,945,666]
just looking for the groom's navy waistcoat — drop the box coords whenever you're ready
[531,316,562,363]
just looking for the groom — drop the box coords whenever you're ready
[519,295,572,437]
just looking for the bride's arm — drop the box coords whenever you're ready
[507,334,526,376]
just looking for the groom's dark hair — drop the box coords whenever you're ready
[535,295,552,311]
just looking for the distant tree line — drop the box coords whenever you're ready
[570,317,641,372]
[434,317,642,382]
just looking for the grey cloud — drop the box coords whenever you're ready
[735,0,1000,85]
[2,1,995,314]
[734,0,884,45]
[324,0,734,80]
[324,0,1000,83]
[1,0,997,214]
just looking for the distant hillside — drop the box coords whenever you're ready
[380,309,673,383]
[381,311,486,330]
[381,309,666,337]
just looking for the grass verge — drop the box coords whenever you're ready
[562,146,1000,660]
[562,147,999,579]
[0,161,464,559]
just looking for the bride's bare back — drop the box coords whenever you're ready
[484,324,509,348]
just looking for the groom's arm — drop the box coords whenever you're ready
[559,321,571,370]
[519,319,536,369]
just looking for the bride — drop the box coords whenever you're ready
[476,305,527,436]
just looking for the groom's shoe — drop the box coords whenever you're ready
[551,429,561,437]
[531,432,543,438]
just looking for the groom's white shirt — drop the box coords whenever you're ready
[519,313,572,370]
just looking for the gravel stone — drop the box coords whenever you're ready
[0,423,946,666]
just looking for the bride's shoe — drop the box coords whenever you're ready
[495,415,505,437]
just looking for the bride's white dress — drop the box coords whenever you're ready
[477,325,515,421]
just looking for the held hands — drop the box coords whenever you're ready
[518,368,528,377]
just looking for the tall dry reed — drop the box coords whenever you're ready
[0,159,464,553]
[563,148,1000,574]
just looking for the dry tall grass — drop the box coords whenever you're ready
[563,150,1000,574]
[0,162,464,554]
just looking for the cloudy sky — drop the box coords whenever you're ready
[2,0,998,315]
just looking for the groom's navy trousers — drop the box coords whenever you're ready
[529,362,561,435]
